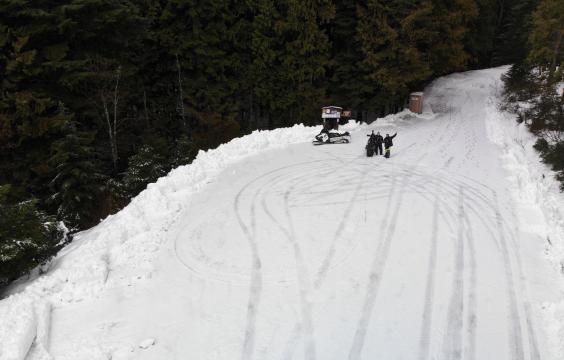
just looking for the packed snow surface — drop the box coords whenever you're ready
[1,67,564,360]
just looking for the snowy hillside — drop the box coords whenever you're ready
[1,67,564,360]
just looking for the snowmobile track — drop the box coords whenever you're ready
[313,167,371,290]
[348,173,406,360]
[441,187,466,360]
[492,190,525,360]
[235,177,263,360]
[463,202,478,360]
[418,192,440,360]
[234,161,334,360]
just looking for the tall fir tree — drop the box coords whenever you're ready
[493,0,540,65]
[48,124,107,229]
[0,185,66,286]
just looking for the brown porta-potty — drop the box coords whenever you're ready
[409,92,423,114]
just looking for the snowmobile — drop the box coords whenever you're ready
[313,106,351,145]
[312,130,351,145]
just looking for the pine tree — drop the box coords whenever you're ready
[0,185,66,286]
[48,124,107,229]
[123,145,167,198]
[157,0,243,125]
[412,0,478,76]
[527,0,563,71]
[356,0,432,112]
[0,2,73,200]
[525,0,563,134]
[465,0,510,67]
[494,0,540,65]
[170,135,197,168]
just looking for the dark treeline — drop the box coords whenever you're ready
[501,0,563,189]
[0,0,542,284]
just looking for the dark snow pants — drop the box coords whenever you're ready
[375,144,383,155]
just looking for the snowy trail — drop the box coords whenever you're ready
[8,68,564,360]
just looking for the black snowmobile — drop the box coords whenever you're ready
[313,106,351,145]
[312,129,351,145]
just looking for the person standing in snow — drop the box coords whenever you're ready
[383,132,397,158]
[374,131,384,156]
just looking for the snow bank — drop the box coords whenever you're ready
[0,123,333,359]
[484,73,564,358]
[0,294,52,360]
[0,295,36,360]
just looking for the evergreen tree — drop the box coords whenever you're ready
[0,185,66,286]
[48,124,107,229]
[123,145,167,198]
[328,0,365,112]
[157,0,242,126]
[170,135,197,168]
[493,0,540,65]
[502,0,563,189]
[465,0,509,67]
[0,1,73,200]
[277,0,335,125]
[527,0,563,71]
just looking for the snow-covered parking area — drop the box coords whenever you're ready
[1,67,564,360]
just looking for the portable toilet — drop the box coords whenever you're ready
[409,92,423,114]
[321,106,342,130]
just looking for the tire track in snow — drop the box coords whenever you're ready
[418,192,440,360]
[283,186,316,360]
[242,160,347,359]
[235,180,263,360]
[505,225,541,360]
[348,174,404,360]
[260,166,339,360]
[313,168,371,290]
[441,187,465,360]
[282,323,302,360]
[234,161,328,360]
[463,207,477,360]
[492,190,525,360]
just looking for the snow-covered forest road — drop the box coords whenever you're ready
[3,68,563,360]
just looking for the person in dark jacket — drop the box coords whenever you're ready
[383,132,397,158]
[374,131,384,155]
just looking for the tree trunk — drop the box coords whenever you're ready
[143,90,150,129]
[175,54,187,132]
[100,65,121,173]
[112,66,121,171]
[249,89,254,130]
[551,30,562,71]
[101,94,118,172]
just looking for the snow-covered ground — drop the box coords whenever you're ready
[1,67,564,360]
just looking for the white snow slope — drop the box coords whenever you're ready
[1,67,564,360]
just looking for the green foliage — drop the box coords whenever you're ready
[0,186,66,286]
[170,135,197,168]
[493,0,540,65]
[465,0,508,67]
[541,142,564,190]
[527,0,563,69]
[534,137,549,152]
[502,0,564,190]
[328,0,364,110]
[48,124,107,228]
[123,145,167,198]
[354,0,477,112]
